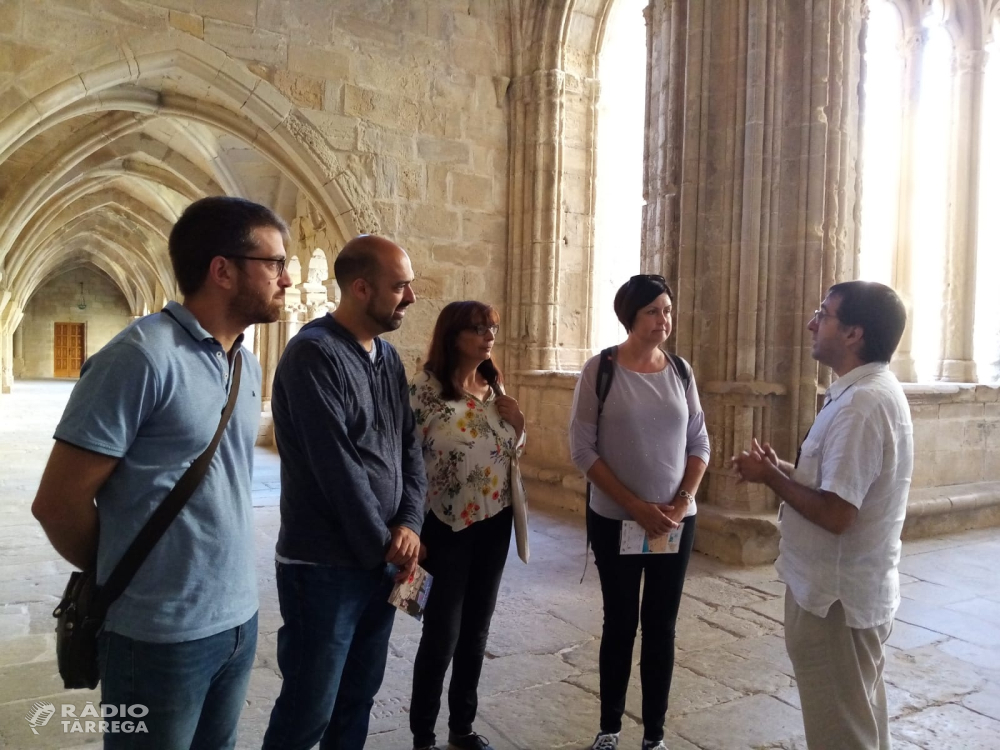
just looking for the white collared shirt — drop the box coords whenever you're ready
[775,362,914,629]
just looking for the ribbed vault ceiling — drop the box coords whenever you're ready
[0,95,293,317]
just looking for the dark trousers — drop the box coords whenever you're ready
[410,507,513,748]
[588,507,696,743]
[99,612,257,750]
[262,562,397,750]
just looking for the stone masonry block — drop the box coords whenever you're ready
[168,10,203,38]
[397,161,425,201]
[24,6,116,51]
[287,43,350,81]
[257,0,334,42]
[431,242,491,267]
[416,136,470,165]
[419,107,463,139]
[272,69,324,109]
[451,37,498,76]
[0,42,48,77]
[304,111,357,151]
[97,0,170,30]
[0,1,22,36]
[461,211,506,244]
[357,123,416,161]
[450,172,494,210]
[204,19,287,66]
[400,204,460,241]
[344,84,419,131]
[191,0,256,27]
[322,80,342,112]
[939,402,986,420]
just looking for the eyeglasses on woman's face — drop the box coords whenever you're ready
[468,324,499,336]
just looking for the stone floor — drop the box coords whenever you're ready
[1,380,999,749]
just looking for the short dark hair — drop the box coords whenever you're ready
[613,274,674,332]
[423,301,503,401]
[828,280,907,363]
[168,196,289,296]
[333,235,383,290]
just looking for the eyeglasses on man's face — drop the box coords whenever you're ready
[223,254,287,279]
[468,324,499,336]
[812,309,838,323]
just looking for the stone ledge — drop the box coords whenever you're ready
[695,483,1000,565]
[903,482,1000,539]
[525,461,1000,566]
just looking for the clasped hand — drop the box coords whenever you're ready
[632,497,686,538]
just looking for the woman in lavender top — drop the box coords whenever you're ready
[569,274,710,750]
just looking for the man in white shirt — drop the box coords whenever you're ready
[731,280,912,750]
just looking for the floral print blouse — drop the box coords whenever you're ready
[409,370,526,531]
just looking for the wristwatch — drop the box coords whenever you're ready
[677,490,695,504]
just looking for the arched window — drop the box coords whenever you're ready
[858,1,960,381]
[858,0,904,286]
[975,19,1000,383]
[592,0,647,350]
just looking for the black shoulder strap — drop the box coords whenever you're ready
[97,351,244,611]
[594,346,617,417]
[668,352,691,392]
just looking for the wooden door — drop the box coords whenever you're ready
[54,322,85,378]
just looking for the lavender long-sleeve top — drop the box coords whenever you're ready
[569,354,711,520]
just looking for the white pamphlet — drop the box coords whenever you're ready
[619,521,684,555]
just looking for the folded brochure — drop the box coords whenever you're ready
[388,565,433,620]
[619,520,684,554]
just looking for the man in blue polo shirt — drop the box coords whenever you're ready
[32,196,292,749]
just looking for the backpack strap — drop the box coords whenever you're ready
[583,346,617,583]
[668,352,692,393]
[594,345,617,417]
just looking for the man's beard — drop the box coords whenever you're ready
[230,279,283,327]
[366,300,408,333]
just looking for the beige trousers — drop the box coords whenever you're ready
[784,588,893,750]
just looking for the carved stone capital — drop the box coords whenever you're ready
[955,49,987,75]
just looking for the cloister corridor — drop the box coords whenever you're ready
[0,380,998,749]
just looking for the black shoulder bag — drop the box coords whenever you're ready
[53,352,243,690]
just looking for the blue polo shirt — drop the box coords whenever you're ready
[53,301,261,643]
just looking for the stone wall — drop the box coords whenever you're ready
[17,268,132,378]
[0,0,513,393]
[907,384,1000,489]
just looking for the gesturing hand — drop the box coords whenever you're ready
[494,395,525,438]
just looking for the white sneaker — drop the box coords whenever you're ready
[641,741,667,750]
[591,733,620,750]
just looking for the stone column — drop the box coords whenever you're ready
[506,69,566,374]
[12,322,23,379]
[935,47,986,383]
[885,25,924,382]
[645,0,865,561]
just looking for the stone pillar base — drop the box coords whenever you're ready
[692,506,781,565]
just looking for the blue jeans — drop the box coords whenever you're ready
[98,611,258,750]
[262,562,398,750]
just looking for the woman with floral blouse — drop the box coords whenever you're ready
[408,301,525,750]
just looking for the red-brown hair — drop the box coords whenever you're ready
[423,301,503,401]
